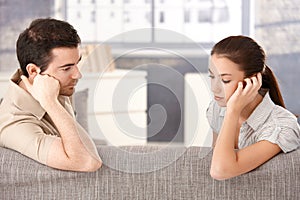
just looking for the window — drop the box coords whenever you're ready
[64,0,253,45]
[0,0,254,72]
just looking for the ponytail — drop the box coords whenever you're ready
[261,65,285,108]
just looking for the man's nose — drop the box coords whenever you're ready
[72,65,82,79]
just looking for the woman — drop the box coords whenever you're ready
[206,35,300,180]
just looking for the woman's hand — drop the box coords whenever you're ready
[226,73,262,114]
[21,70,60,109]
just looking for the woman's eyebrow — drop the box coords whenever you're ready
[220,73,232,77]
[208,68,231,77]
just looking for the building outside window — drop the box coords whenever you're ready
[0,0,253,71]
[63,0,252,45]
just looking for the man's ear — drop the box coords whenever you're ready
[26,63,40,81]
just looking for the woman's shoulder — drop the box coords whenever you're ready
[257,92,298,129]
[271,105,299,127]
[255,105,300,153]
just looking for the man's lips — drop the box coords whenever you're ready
[68,81,78,87]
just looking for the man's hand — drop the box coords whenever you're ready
[21,70,60,109]
[20,69,101,172]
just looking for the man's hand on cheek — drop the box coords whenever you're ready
[21,71,60,109]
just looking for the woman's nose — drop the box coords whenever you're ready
[211,78,222,94]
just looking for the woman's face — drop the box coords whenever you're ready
[209,54,245,107]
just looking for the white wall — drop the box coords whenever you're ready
[184,72,212,147]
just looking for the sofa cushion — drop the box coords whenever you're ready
[73,88,89,132]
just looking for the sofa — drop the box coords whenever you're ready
[1,144,299,200]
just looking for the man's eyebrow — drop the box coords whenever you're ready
[58,55,82,68]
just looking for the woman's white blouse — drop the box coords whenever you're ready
[206,92,300,153]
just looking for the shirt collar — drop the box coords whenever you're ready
[8,69,46,120]
[220,107,226,117]
[8,69,69,120]
[246,91,275,131]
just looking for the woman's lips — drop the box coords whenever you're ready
[214,96,224,101]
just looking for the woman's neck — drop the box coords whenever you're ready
[239,93,264,124]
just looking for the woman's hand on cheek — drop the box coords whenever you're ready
[226,73,262,113]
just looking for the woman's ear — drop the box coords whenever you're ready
[26,64,40,79]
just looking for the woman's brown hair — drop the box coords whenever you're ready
[211,35,285,108]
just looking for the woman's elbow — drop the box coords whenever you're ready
[210,168,227,180]
[210,164,235,181]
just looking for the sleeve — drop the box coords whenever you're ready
[0,122,56,164]
[256,110,300,153]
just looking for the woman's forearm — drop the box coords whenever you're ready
[210,109,240,179]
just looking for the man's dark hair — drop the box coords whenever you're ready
[16,18,81,77]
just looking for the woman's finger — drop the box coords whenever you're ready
[257,72,262,88]
[251,76,258,89]
[242,78,252,93]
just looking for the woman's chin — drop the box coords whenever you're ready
[216,100,226,107]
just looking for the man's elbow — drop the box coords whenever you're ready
[68,156,102,172]
[83,158,102,172]
[91,159,103,171]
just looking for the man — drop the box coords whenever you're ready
[0,18,102,172]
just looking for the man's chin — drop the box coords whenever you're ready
[59,89,75,96]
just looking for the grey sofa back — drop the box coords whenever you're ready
[1,146,299,200]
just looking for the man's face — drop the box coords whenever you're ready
[42,47,82,96]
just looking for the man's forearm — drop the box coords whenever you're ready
[44,99,101,162]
